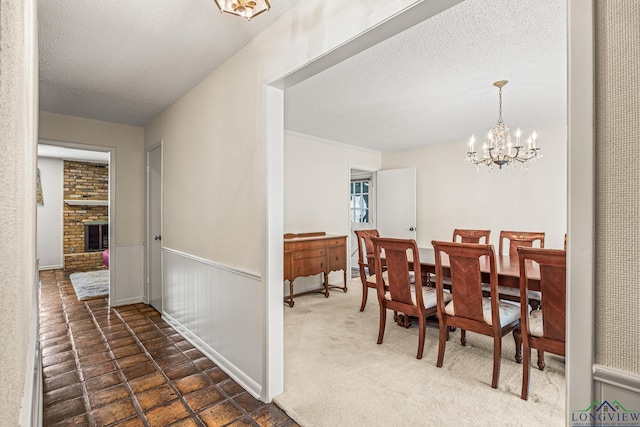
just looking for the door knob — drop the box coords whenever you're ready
[154,235,162,241]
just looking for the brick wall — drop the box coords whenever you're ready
[63,161,109,272]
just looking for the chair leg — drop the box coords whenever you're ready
[360,282,368,312]
[513,328,522,363]
[521,342,531,400]
[491,334,502,389]
[537,350,546,370]
[416,315,426,360]
[436,321,447,368]
[460,329,467,346]
[377,305,387,344]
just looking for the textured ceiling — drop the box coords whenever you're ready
[285,0,567,153]
[39,0,566,153]
[38,0,301,126]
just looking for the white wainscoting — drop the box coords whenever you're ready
[112,243,145,306]
[21,262,42,426]
[163,248,264,398]
[593,365,640,409]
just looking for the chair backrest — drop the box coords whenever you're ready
[452,229,491,244]
[371,237,424,308]
[518,247,566,343]
[354,229,380,276]
[499,230,545,257]
[432,241,499,326]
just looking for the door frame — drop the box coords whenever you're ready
[37,139,117,305]
[266,1,594,416]
[146,140,163,308]
[348,166,377,277]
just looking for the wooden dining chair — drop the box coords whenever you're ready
[371,237,449,359]
[489,230,546,308]
[513,247,566,400]
[452,229,491,244]
[432,241,521,388]
[354,229,387,312]
[499,230,545,257]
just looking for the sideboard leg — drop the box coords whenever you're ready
[342,270,348,292]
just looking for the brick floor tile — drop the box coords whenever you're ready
[145,399,190,427]
[111,416,146,427]
[197,400,243,427]
[78,351,112,368]
[135,384,179,410]
[219,379,245,397]
[43,383,84,407]
[48,413,90,427]
[42,342,73,358]
[164,362,199,381]
[117,353,151,369]
[174,373,211,395]
[44,370,81,392]
[88,384,130,408]
[82,360,116,380]
[183,385,225,412]
[193,357,216,371]
[167,417,200,427]
[155,353,190,370]
[226,417,258,427]
[205,368,229,384]
[112,343,143,359]
[128,372,167,394]
[43,397,86,426]
[110,336,137,349]
[43,359,77,378]
[251,405,291,427]
[85,371,122,392]
[122,361,157,381]
[75,342,109,358]
[184,349,205,361]
[234,392,264,413]
[91,398,137,426]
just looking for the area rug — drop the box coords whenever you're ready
[275,280,566,427]
[69,270,109,301]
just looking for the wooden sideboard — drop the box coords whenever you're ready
[283,232,348,307]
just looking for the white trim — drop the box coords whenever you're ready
[163,247,261,281]
[162,311,262,399]
[566,0,595,420]
[34,139,117,307]
[285,130,382,155]
[113,296,144,306]
[593,365,640,395]
[38,264,63,271]
[146,140,163,308]
[263,86,285,402]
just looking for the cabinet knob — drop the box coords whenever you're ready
[321,263,324,268]
[336,256,339,261]
[297,254,301,258]
[297,267,301,272]
[320,251,324,255]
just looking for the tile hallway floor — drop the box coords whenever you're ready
[40,269,298,427]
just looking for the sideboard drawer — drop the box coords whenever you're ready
[328,247,346,271]
[293,257,326,277]
[292,248,326,260]
[327,237,346,247]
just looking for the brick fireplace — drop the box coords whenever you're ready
[63,160,109,272]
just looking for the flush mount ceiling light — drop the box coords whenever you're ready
[465,80,541,171]
[214,0,271,20]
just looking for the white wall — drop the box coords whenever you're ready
[36,157,63,269]
[382,121,567,250]
[143,0,428,401]
[0,0,38,424]
[284,131,381,292]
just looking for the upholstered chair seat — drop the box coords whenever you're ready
[481,284,541,302]
[385,286,451,308]
[528,309,544,337]
[366,270,389,286]
[444,298,520,327]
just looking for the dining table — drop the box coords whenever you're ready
[375,247,541,291]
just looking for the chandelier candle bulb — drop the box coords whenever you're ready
[470,135,475,152]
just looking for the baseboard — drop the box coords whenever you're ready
[38,264,62,271]
[21,265,42,426]
[162,311,262,400]
[113,296,144,306]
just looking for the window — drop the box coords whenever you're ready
[350,180,370,223]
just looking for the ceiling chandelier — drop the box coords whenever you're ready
[214,0,271,20]
[465,80,541,170]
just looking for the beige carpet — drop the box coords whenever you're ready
[275,280,565,426]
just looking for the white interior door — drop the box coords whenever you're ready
[148,144,162,311]
[376,167,416,239]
